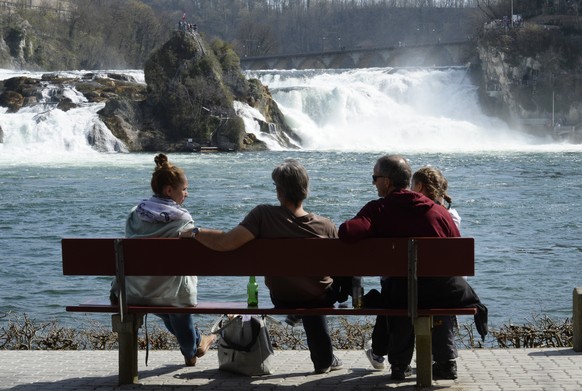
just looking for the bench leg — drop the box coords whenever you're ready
[112,313,143,385]
[414,316,433,388]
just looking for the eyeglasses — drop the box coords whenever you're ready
[372,175,387,182]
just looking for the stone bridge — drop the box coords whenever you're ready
[240,40,475,70]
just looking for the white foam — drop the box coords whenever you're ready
[250,67,579,152]
[2,68,581,162]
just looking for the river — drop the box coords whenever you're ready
[1,67,581,342]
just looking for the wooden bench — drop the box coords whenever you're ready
[61,237,477,388]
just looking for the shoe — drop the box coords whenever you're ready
[314,356,343,374]
[433,360,458,380]
[195,334,216,358]
[390,364,412,381]
[184,356,197,366]
[365,348,386,370]
[285,314,302,327]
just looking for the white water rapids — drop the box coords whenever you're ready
[1,67,579,163]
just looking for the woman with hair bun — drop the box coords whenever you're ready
[110,153,215,367]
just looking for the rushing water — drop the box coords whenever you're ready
[1,68,581,341]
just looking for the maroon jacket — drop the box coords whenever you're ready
[339,189,472,307]
[338,189,460,240]
[338,189,488,339]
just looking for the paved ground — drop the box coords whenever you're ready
[2,348,581,390]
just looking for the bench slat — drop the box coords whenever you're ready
[62,237,474,277]
[66,301,477,316]
[62,238,117,275]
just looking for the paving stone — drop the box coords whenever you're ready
[0,348,581,390]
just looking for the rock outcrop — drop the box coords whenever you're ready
[0,32,299,152]
[477,24,582,141]
[134,30,297,152]
[0,16,34,70]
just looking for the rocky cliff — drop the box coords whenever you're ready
[477,24,582,141]
[0,31,298,152]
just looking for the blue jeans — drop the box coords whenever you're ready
[372,315,458,365]
[156,313,201,359]
[302,315,334,370]
[375,278,458,365]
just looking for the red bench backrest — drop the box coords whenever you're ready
[62,237,474,277]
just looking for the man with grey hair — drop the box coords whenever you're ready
[339,154,481,381]
[183,159,342,374]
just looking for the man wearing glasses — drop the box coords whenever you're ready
[338,154,484,381]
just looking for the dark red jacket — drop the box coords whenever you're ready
[339,190,480,316]
[338,190,487,341]
[338,189,460,240]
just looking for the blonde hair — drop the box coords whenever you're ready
[412,166,453,208]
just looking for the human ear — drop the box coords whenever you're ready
[163,184,174,197]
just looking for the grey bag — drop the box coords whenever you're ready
[213,315,275,376]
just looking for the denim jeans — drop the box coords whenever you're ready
[270,288,337,370]
[377,315,458,365]
[374,278,458,365]
[302,315,334,370]
[156,313,201,360]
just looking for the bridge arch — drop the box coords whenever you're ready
[357,51,389,68]
[422,46,455,67]
[273,58,295,69]
[248,60,272,70]
[328,53,356,69]
[298,57,326,69]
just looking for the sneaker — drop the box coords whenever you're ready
[314,356,343,374]
[433,360,458,380]
[365,348,386,370]
[195,334,216,358]
[390,364,412,381]
[285,314,302,327]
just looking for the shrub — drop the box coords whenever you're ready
[0,312,572,351]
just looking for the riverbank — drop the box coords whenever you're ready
[0,312,573,351]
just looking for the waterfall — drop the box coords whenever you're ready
[0,103,125,156]
[0,70,126,158]
[1,67,574,162]
[247,67,554,152]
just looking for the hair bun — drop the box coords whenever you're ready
[154,153,169,168]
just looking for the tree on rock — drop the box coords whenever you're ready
[144,30,252,151]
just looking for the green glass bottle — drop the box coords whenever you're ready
[247,276,259,307]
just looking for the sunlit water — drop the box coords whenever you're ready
[1,68,581,344]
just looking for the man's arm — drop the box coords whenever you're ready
[338,215,373,242]
[338,202,375,242]
[180,225,255,251]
